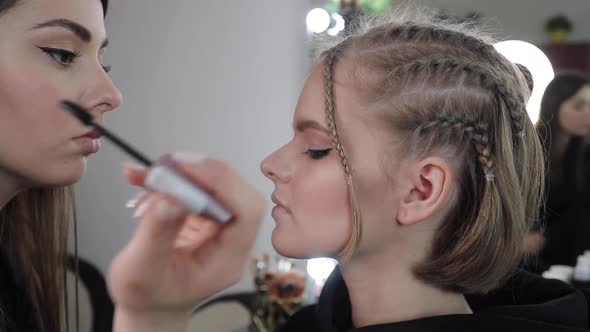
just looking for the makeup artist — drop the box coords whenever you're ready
[0,0,119,330]
[0,1,263,331]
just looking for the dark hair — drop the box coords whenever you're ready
[0,2,110,332]
[536,74,589,184]
[516,64,534,94]
[0,0,17,14]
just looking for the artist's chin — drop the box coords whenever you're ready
[31,158,87,188]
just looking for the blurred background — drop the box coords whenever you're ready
[69,1,590,331]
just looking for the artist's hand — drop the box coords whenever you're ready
[108,153,265,331]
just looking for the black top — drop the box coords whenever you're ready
[541,138,590,268]
[281,266,590,332]
[0,246,38,331]
[0,247,114,332]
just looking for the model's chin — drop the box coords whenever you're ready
[34,156,87,187]
[271,227,306,259]
[271,226,334,260]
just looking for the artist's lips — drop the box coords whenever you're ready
[74,129,101,154]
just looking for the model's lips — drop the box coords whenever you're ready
[271,205,290,222]
[271,193,291,213]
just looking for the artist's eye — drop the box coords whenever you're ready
[572,102,584,112]
[303,149,332,160]
[38,47,80,66]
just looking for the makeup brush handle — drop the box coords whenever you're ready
[144,161,232,224]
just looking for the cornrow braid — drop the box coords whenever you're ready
[386,55,510,180]
[323,51,351,177]
[417,24,528,140]
[323,49,363,260]
[391,51,529,186]
[362,22,528,140]
[395,53,526,141]
[419,113,495,179]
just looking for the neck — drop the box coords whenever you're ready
[340,252,472,328]
[0,167,26,210]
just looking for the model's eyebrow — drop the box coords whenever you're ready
[294,119,331,135]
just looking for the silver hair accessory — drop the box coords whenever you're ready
[347,175,353,185]
[485,173,496,182]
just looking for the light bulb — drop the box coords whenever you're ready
[306,257,337,283]
[494,40,555,124]
[327,12,346,36]
[306,8,331,34]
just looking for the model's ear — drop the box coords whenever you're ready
[397,157,453,225]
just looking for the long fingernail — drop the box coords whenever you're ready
[171,152,207,164]
[155,201,184,222]
[126,191,147,208]
[122,161,146,171]
[126,200,137,209]
[133,200,150,218]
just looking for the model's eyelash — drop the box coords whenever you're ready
[303,149,332,160]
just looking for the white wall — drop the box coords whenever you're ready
[74,0,313,296]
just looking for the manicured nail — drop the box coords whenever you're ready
[171,152,207,164]
[133,200,150,218]
[126,191,147,208]
[122,161,146,171]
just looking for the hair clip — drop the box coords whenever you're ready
[518,131,525,138]
[485,173,495,182]
[347,175,353,185]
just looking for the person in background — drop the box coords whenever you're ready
[526,74,590,269]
